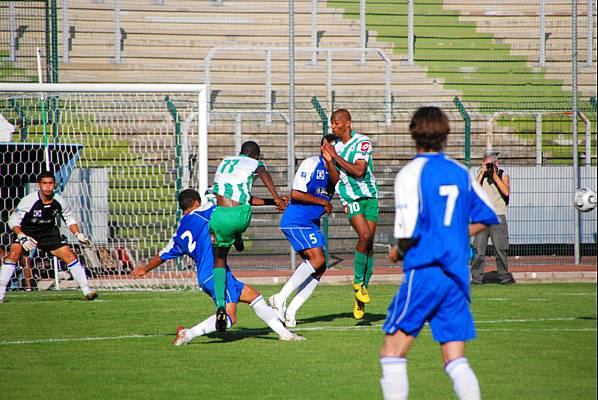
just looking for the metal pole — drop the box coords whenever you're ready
[9,2,16,62]
[310,0,318,65]
[539,0,546,66]
[115,0,121,64]
[572,0,581,264]
[234,113,242,154]
[359,0,366,64]
[408,0,414,64]
[327,50,333,112]
[535,113,542,165]
[587,0,593,66]
[62,0,69,63]
[289,0,296,270]
[266,49,272,125]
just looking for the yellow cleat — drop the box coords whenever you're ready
[352,280,370,303]
[353,298,365,320]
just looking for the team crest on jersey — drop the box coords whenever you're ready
[33,210,42,218]
[301,172,307,178]
[316,170,325,180]
[360,142,370,152]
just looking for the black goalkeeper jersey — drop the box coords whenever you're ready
[8,191,77,237]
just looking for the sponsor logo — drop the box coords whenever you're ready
[33,210,42,218]
[360,142,370,152]
[301,172,307,178]
[316,170,325,180]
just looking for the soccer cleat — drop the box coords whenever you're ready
[284,315,297,328]
[352,280,370,303]
[353,298,365,320]
[215,306,228,332]
[279,333,306,342]
[84,290,98,301]
[172,326,193,346]
[268,294,287,322]
[233,232,245,252]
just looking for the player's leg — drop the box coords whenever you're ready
[441,342,480,400]
[470,229,489,284]
[0,243,24,302]
[364,219,377,288]
[379,331,415,400]
[348,212,373,302]
[52,246,96,300]
[212,245,231,331]
[283,247,327,327]
[240,283,304,341]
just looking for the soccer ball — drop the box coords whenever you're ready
[573,187,597,212]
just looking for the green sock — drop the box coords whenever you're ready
[364,252,374,287]
[354,250,367,284]
[214,267,227,308]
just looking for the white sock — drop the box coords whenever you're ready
[380,356,408,400]
[445,357,481,400]
[251,295,294,340]
[278,261,316,301]
[188,314,231,339]
[286,276,319,319]
[68,260,91,296]
[0,262,17,301]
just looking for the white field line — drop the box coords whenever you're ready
[1,317,595,346]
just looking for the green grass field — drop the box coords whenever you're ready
[1,283,596,399]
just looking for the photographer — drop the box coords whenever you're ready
[471,151,515,285]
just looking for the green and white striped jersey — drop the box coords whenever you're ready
[212,154,264,204]
[334,130,378,204]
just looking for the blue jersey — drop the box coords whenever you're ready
[394,153,499,299]
[159,203,215,281]
[281,155,334,227]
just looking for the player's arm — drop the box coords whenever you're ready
[256,165,285,210]
[56,195,92,245]
[321,143,340,186]
[469,223,488,237]
[132,254,165,277]
[291,190,333,215]
[8,197,38,250]
[389,238,418,263]
[322,140,368,178]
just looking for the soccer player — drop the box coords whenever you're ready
[379,107,499,400]
[321,109,378,319]
[132,189,303,343]
[210,141,287,332]
[0,171,96,303]
[268,134,340,327]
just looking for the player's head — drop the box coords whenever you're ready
[240,140,260,159]
[409,107,450,152]
[178,189,201,213]
[37,170,56,198]
[321,134,338,146]
[330,109,352,137]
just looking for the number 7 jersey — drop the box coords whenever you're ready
[212,155,264,204]
[394,153,499,298]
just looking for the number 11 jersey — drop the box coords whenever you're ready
[212,155,264,204]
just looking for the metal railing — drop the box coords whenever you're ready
[204,46,393,126]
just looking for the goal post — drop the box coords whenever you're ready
[0,83,208,290]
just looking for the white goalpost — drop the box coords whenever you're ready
[0,83,208,290]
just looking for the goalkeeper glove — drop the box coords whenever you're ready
[76,232,92,247]
[17,233,38,252]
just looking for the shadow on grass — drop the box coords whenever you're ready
[297,312,386,326]
[198,327,279,343]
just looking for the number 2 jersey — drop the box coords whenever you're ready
[394,153,499,299]
[212,154,264,204]
[158,203,216,283]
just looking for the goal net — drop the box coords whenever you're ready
[0,83,207,291]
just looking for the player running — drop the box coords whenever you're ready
[268,134,340,327]
[210,141,287,332]
[321,109,378,319]
[380,107,499,400]
[0,171,96,303]
[132,189,303,344]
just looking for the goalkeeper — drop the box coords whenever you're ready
[132,189,303,343]
[0,171,97,303]
[210,141,287,332]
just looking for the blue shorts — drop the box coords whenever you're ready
[383,266,475,343]
[280,225,325,252]
[198,268,245,305]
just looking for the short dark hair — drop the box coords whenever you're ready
[331,109,351,122]
[240,141,260,158]
[321,134,337,146]
[409,107,450,152]
[37,170,55,182]
[178,189,201,211]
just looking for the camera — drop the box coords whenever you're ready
[485,163,495,175]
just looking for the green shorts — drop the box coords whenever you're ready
[209,204,252,247]
[346,197,379,223]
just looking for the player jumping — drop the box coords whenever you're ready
[380,107,499,400]
[0,171,96,303]
[268,134,340,327]
[132,189,303,343]
[322,109,378,319]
